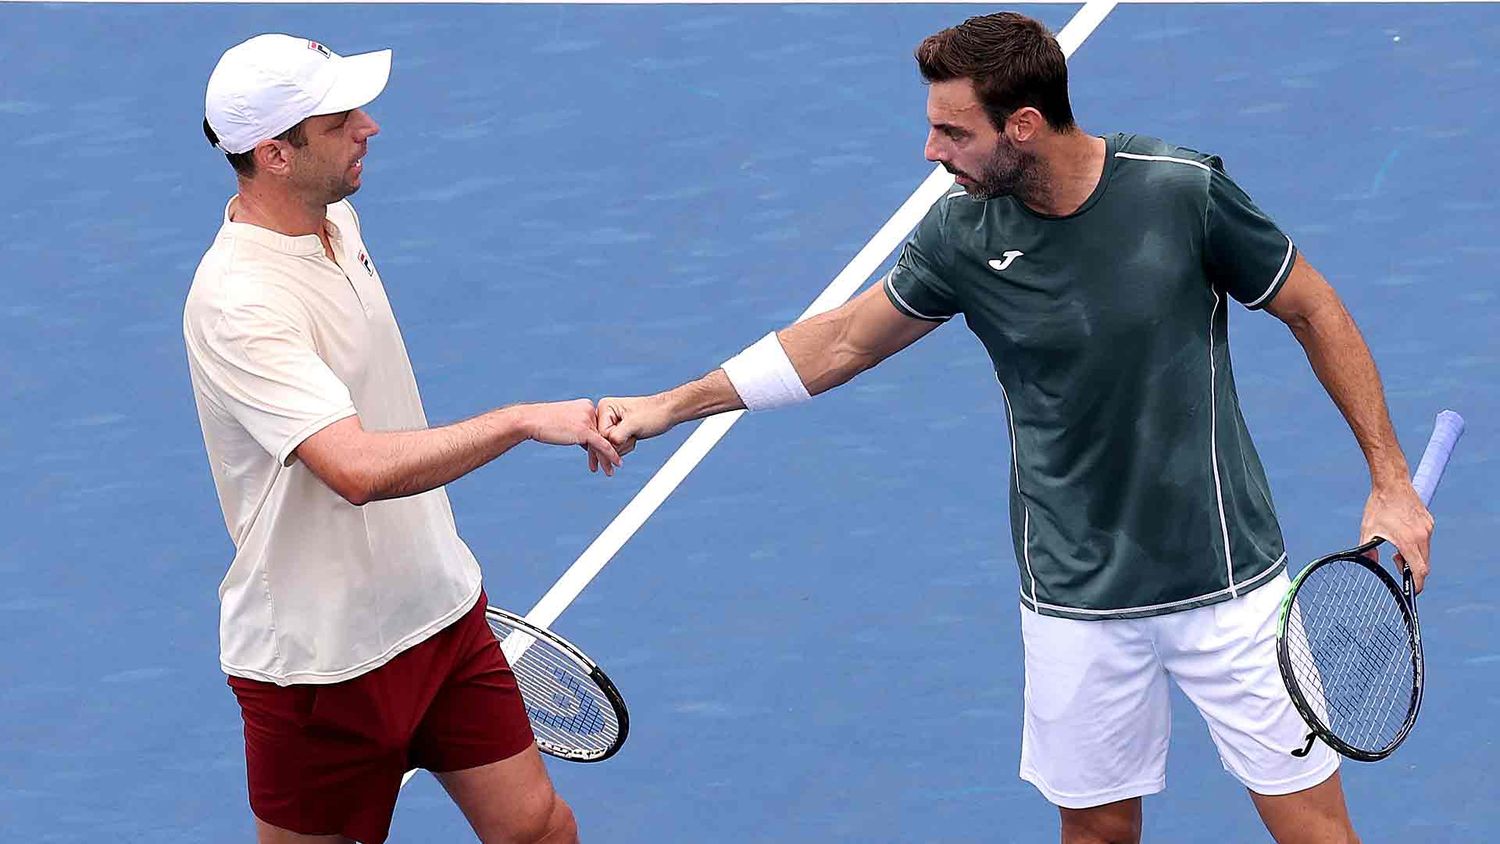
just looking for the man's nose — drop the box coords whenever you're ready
[923,129,944,163]
[353,109,380,140]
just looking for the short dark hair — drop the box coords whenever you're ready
[202,118,308,178]
[915,12,1076,132]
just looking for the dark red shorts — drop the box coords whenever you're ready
[227,590,534,843]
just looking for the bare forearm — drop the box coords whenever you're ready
[1287,303,1408,487]
[317,407,531,505]
[365,407,532,501]
[599,288,935,453]
[659,314,874,425]
[303,398,614,505]
[657,370,743,424]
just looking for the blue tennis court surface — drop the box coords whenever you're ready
[1,3,1495,840]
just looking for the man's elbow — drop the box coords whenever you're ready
[312,463,376,506]
[338,479,375,507]
[1278,308,1314,337]
[1295,296,1355,341]
[296,445,379,506]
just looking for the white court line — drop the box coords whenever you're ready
[399,1,1119,792]
[519,3,1118,641]
[521,166,957,633]
[523,0,1118,633]
[524,0,1116,635]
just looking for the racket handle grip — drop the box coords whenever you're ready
[1411,410,1465,507]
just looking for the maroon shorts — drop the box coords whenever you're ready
[227,591,534,843]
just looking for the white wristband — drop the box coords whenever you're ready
[721,332,812,411]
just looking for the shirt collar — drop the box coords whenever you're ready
[220,196,330,257]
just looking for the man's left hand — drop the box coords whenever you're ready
[1360,483,1435,593]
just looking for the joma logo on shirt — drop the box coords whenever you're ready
[988,251,1024,272]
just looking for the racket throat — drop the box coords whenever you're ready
[1291,732,1318,758]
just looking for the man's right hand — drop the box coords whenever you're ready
[517,399,622,476]
[595,395,679,460]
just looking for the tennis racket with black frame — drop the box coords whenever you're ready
[483,606,629,763]
[1276,410,1464,762]
[401,607,627,786]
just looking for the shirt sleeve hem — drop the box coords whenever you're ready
[276,405,359,467]
[883,273,952,323]
[1245,238,1298,310]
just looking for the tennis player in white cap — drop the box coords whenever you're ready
[186,34,613,844]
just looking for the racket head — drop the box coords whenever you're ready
[1276,542,1423,762]
[485,607,629,763]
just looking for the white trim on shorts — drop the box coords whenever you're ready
[1021,768,1166,811]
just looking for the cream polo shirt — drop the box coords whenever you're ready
[184,197,482,686]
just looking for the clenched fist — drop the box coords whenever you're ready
[516,398,622,476]
[594,395,680,461]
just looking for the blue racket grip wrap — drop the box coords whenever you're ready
[1411,410,1465,507]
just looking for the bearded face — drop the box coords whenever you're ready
[282,110,376,206]
[958,131,1040,201]
[924,80,1042,203]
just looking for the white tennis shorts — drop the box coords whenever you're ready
[1018,573,1338,809]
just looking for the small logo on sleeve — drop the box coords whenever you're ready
[356,250,374,276]
[308,41,332,58]
[987,251,1024,272]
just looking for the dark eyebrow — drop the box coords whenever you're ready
[932,121,968,135]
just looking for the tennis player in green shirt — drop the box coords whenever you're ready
[596,13,1432,844]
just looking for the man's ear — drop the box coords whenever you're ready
[1009,107,1046,144]
[253,139,294,177]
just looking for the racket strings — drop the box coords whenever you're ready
[1289,566,1409,741]
[1286,559,1417,753]
[487,616,621,759]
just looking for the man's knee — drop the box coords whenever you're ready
[1060,801,1142,844]
[1061,819,1142,844]
[538,796,579,844]
[485,792,577,844]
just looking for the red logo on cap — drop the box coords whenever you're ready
[308,41,331,58]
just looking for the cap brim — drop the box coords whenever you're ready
[311,48,391,116]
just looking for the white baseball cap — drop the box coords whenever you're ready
[206,34,391,155]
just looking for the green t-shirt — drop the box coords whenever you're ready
[886,133,1295,620]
